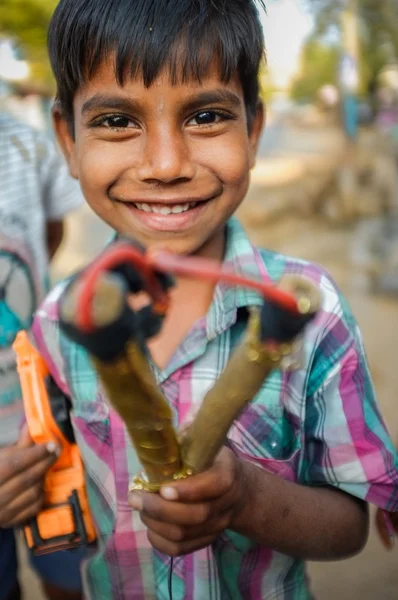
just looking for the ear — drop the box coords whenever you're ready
[248,102,265,170]
[52,104,79,179]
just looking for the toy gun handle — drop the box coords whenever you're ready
[13,332,96,554]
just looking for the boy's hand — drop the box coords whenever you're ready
[0,425,59,528]
[375,508,398,550]
[129,447,247,556]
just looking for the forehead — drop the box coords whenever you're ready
[74,56,244,110]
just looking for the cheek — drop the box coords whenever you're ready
[75,142,126,201]
[195,133,251,186]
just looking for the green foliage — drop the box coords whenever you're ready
[0,0,58,88]
[259,59,277,103]
[305,0,398,90]
[290,38,340,101]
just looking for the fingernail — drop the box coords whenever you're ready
[161,486,178,500]
[46,441,60,455]
[130,493,143,511]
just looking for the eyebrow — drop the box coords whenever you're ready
[81,94,141,116]
[181,90,242,113]
[81,89,242,117]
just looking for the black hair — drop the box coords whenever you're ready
[48,0,266,126]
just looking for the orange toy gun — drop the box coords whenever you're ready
[13,331,96,555]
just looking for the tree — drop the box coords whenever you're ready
[290,37,340,102]
[305,0,398,92]
[0,0,58,89]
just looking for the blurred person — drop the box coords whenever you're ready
[0,111,85,600]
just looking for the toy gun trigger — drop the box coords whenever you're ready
[13,331,96,556]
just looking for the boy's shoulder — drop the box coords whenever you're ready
[255,244,344,309]
[253,243,358,352]
[226,218,343,312]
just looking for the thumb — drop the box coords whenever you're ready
[17,423,34,449]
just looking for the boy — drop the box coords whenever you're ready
[0,113,85,600]
[9,0,398,598]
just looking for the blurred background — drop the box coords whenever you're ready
[1,1,398,598]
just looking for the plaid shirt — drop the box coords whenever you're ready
[32,218,398,600]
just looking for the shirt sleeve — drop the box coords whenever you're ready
[301,290,398,512]
[31,283,71,397]
[36,133,83,221]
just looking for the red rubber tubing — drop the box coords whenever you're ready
[149,250,299,313]
[76,244,169,332]
[76,242,300,332]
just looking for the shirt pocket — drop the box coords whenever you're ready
[227,372,302,483]
[70,387,117,537]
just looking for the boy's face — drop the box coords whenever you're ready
[55,58,263,258]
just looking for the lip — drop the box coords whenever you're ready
[117,196,216,232]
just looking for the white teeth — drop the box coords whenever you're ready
[171,203,191,214]
[134,202,196,214]
[159,206,171,215]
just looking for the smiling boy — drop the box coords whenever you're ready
[10,0,398,598]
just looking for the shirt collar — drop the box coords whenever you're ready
[205,217,264,341]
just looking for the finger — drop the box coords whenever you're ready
[0,443,59,484]
[4,497,44,529]
[375,509,395,550]
[17,424,34,449]
[140,511,231,543]
[129,490,233,526]
[1,484,44,528]
[389,511,398,534]
[160,448,237,503]
[147,529,216,557]
[0,453,56,505]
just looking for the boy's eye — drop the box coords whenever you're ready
[187,110,231,127]
[96,115,136,129]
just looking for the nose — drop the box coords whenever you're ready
[137,126,195,184]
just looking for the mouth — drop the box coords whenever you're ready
[114,194,218,233]
[114,194,217,233]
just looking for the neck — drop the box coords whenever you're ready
[171,227,226,309]
[191,225,226,262]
